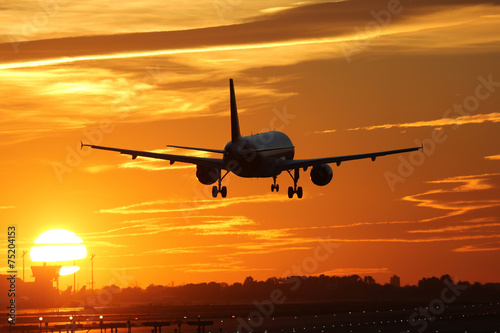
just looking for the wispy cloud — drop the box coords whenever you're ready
[84,240,128,248]
[317,267,390,276]
[403,173,500,221]
[144,247,203,255]
[169,260,275,273]
[83,148,205,173]
[83,216,257,239]
[485,154,500,160]
[453,241,500,252]
[0,38,356,70]
[408,222,500,234]
[98,194,291,214]
[346,113,500,131]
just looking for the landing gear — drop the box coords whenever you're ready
[271,176,279,192]
[287,168,303,199]
[212,185,227,198]
[212,170,229,198]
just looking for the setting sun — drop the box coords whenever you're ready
[30,229,87,275]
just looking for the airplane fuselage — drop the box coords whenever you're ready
[223,131,294,177]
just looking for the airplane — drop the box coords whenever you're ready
[82,79,422,199]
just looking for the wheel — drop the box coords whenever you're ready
[276,184,279,192]
[288,186,294,198]
[221,186,227,198]
[271,184,275,192]
[212,186,218,198]
[297,186,303,199]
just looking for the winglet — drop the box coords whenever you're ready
[81,141,90,150]
[230,78,241,142]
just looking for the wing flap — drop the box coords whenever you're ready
[166,145,224,154]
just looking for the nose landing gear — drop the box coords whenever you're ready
[271,175,279,192]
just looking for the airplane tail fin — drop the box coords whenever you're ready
[230,78,241,142]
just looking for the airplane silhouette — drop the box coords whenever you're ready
[82,79,422,198]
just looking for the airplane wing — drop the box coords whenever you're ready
[81,143,226,170]
[278,146,422,171]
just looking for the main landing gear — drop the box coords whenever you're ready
[287,168,303,199]
[212,170,229,198]
[271,175,279,192]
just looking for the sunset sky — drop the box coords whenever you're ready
[1,0,499,292]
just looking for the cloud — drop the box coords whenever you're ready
[82,215,257,240]
[408,222,500,234]
[169,260,275,273]
[3,1,500,67]
[143,247,203,255]
[485,154,500,160]
[98,194,291,214]
[397,173,500,247]
[83,240,128,248]
[0,64,293,145]
[345,113,500,131]
[403,173,500,221]
[0,1,321,43]
[453,242,500,252]
[2,1,500,146]
[83,148,205,173]
[317,267,390,276]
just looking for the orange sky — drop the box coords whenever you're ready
[1,0,500,292]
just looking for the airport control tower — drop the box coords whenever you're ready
[31,263,61,290]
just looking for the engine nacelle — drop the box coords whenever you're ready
[196,165,220,185]
[310,164,333,186]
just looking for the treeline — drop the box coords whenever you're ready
[99,274,500,305]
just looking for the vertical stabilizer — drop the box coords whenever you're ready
[230,78,241,142]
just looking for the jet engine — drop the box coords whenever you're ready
[310,164,333,186]
[196,165,220,185]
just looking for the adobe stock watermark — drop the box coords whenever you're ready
[403,279,468,333]
[9,0,70,53]
[385,73,500,192]
[236,236,339,332]
[51,66,164,182]
[340,0,404,63]
[180,105,296,222]
[213,0,242,22]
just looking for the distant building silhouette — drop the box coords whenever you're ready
[390,275,400,288]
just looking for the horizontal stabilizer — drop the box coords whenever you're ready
[167,145,224,154]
